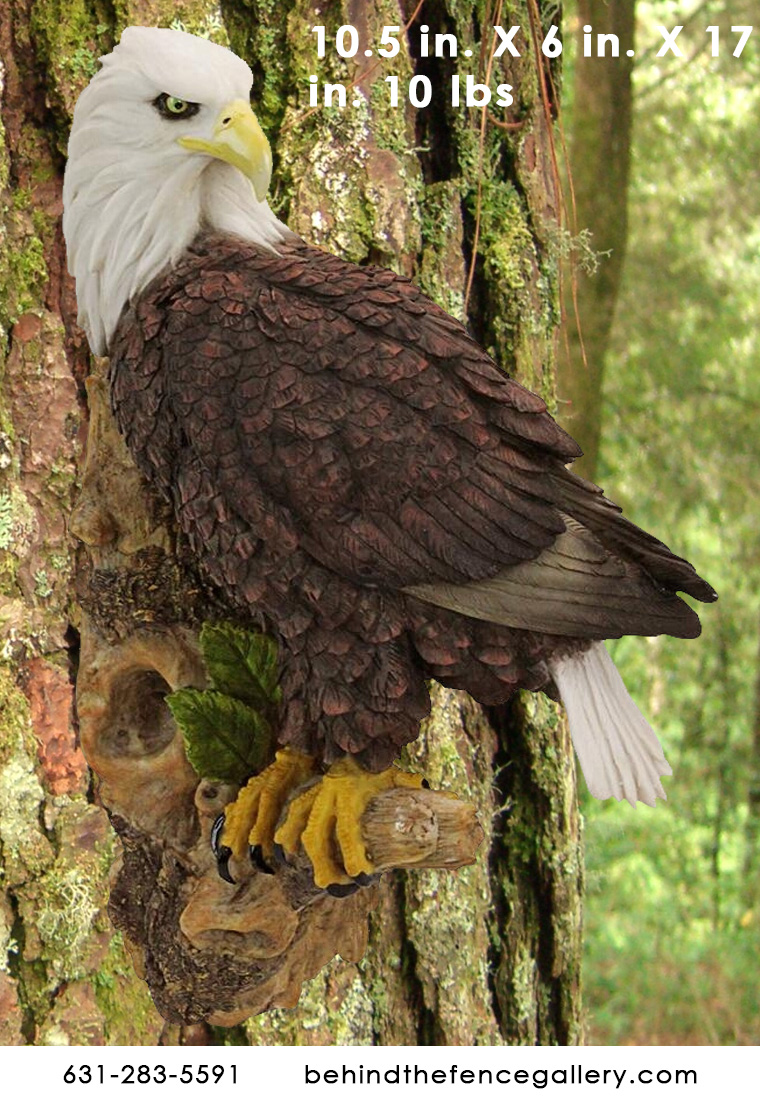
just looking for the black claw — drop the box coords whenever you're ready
[210,812,226,855]
[270,841,291,870]
[215,846,235,884]
[249,844,275,875]
[326,881,360,898]
[354,872,373,887]
[211,813,235,884]
[421,778,430,789]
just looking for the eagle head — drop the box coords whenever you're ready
[63,26,288,356]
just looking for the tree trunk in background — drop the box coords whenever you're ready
[743,609,760,912]
[557,0,635,481]
[0,0,583,1044]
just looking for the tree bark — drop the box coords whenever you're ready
[557,0,635,481]
[0,0,583,1044]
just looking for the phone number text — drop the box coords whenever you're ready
[63,1063,237,1085]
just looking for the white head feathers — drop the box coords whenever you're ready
[63,27,290,355]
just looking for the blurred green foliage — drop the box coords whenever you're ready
[576,0,760,1043]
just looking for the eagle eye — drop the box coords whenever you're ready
[153,93,200,120]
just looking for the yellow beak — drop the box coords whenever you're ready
[179,100,272,202]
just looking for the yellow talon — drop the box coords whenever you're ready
[274,757,425,889]
[217,750,427,890]
[220,747,318,862]
[272,783,320,854]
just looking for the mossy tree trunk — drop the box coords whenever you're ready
[0,0,583,1044]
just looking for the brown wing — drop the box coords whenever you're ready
[110,233,715,641]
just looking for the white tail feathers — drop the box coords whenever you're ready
[550,641,672,807]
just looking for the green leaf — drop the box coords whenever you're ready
[166,688,272,784]
[199,622,281,710]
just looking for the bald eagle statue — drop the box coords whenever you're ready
[63,27,715,888]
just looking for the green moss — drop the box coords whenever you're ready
[368,81,415,160]
[417,182,466,320]
[242,958,374,1044]
[293,128,376,258]
[466,178,542,369]
[397,688,503,1043]
[0,667,54,878]
[35,865,101,978]
[8,796,138,1038]
[0,880,16,955]
[0,749,45,857]
[0,485,37,593]
[32,207,56,242]
[168,7,229,45]
[29,0,113,123]
[0,659,120,1029]
[399,0,564,406]
[11,188,33,212]
[225,0,418,268]
[0,491,14,550]
[0,231,48,328]
[45,456,78,503]
[223,0,292,138]
[332,973,374,1044]
[92,931,163,1044]
[477,181,533,292]
[33,569,53,600]
[0,111,8,196]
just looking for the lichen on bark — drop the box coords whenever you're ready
[0,0,166,1045]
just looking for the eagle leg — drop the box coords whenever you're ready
[275,757,426,889]
[214,747,319,881]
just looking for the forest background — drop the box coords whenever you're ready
[0,0,757,1045]
[569,0,760,1044]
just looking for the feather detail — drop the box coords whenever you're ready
[550,641,672,807]
[404,515,702,640]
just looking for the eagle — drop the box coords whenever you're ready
[63,27,715,887]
